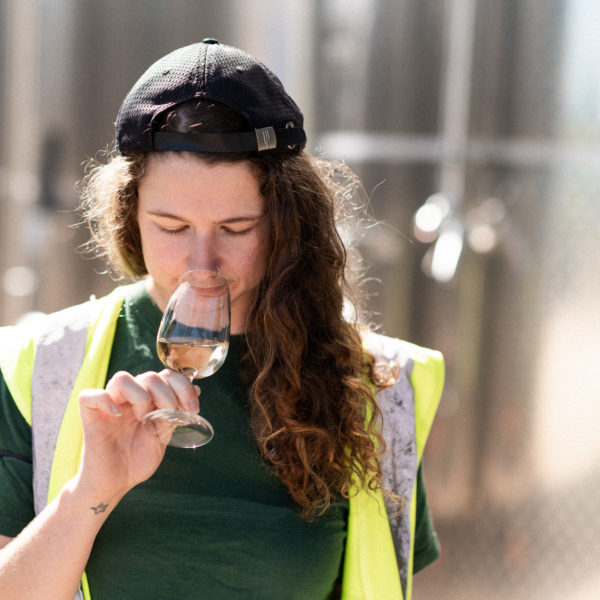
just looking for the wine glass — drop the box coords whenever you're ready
[142,269,230,448]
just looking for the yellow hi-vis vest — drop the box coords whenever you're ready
[0,285,444,600]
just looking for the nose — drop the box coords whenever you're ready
[186,231,219,273]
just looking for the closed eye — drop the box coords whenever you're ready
[219,216,263,235]
[159,224,188,235]
[221,225,254,236]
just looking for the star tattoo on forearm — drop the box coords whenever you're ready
[90,502,108,514]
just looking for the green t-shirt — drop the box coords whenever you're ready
[0,282,440,598]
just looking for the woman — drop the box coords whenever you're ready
[0,40,443,599]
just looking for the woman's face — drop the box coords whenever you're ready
[137,153,267,334]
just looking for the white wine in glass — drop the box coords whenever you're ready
[156,338,228,380]
[142,269,230,448]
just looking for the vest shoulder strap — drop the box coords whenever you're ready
[0,299,94,426]
[347,330,444,600]
[31,300,97,514]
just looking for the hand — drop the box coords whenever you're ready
[76,369,199,499]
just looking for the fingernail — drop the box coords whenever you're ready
[110,403,122,416]
[194,385,201,396]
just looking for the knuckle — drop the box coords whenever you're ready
[78,389,100,404]
[107,371,135,390]
[159,368,180,383]
[136,371,162,385]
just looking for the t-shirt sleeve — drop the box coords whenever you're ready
[0,370,35,537]
[412,463,441,573]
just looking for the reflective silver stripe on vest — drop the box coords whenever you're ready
[378,363,416,597]
[30,298,99,600]
[31,300,94,514]
[365,332,418,598]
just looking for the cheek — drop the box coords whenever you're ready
[138,225,177,270]
[138,226,160,262]
[234,233,268,284]
[236,244,265,281]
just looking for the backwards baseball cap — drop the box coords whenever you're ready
[116,38,306,154]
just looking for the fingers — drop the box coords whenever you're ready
[79,388,123,423]
[157,369,200,413]
[105,370,199,421]
[79,370,200,428]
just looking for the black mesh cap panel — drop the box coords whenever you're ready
[116,40,305,154]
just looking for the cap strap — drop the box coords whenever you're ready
[153,127,306,153]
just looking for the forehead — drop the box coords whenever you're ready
[139,153,264,216]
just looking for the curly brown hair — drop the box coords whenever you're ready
[80,100,385,519]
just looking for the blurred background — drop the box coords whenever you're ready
[1,0,599,598]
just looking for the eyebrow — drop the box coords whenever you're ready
[146,210,263,224]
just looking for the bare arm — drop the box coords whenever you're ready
[0,369,198,600]
[0,476,124,599]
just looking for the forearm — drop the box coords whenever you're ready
[0,370,188,599]
[0,476,124,600]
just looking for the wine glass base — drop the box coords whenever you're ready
[142,409,214,448]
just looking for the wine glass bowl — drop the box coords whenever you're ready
[142,269,230,448]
